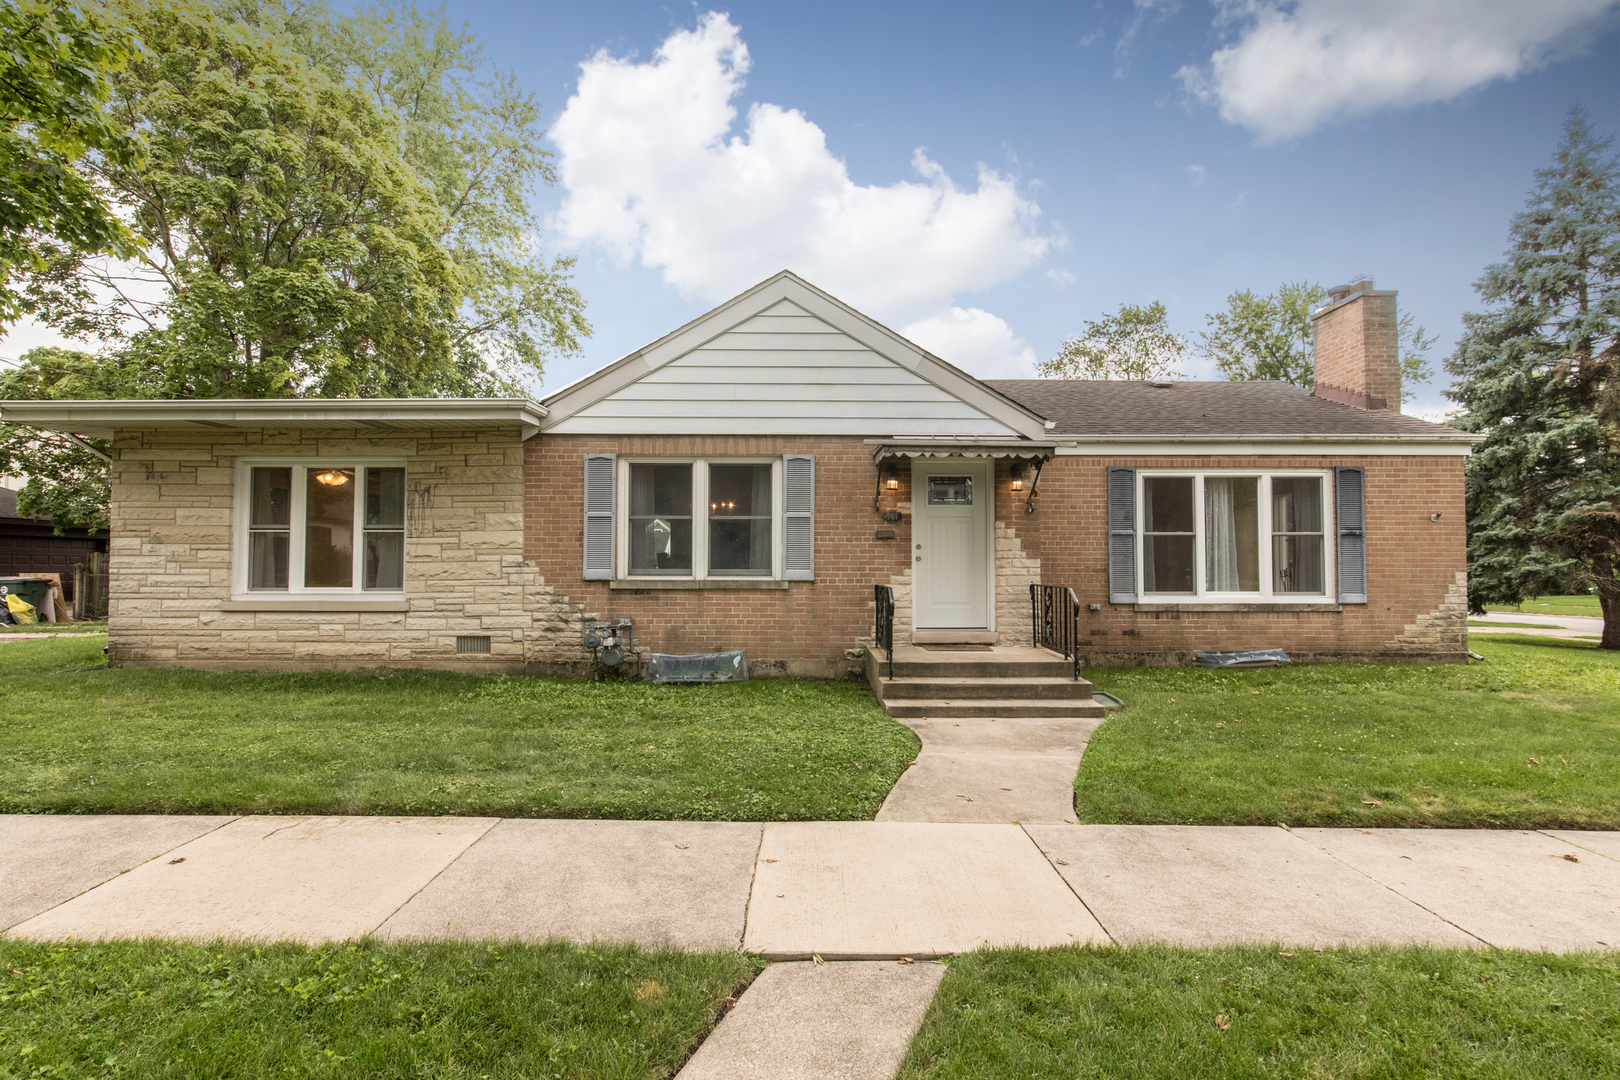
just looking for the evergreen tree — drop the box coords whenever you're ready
[1445,107,1620,649]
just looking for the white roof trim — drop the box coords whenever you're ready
[1053,432,1478,457]
[1049,431,1481,444]
[540,270,1050,440]
[0,398,550,441]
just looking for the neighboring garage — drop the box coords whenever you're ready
[0,486,108,604]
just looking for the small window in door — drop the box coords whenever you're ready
[927,476,972,505]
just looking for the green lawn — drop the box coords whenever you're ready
[1487,594,1603,617]
[0,636,916,820]
[1075,639,1620,828]
[1473,633,1599,650]
[0,620,106,635]
[0,938,757,1080]
[1468,619,1564,629]
[899,945,1619,1079]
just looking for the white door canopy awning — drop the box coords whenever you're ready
[866,438,1060,462]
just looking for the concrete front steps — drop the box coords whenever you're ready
[866,645,1106,719]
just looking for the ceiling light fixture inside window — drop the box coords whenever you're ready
[314,469,349,486]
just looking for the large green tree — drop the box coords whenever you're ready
[312,1,590,390]
[27,0,464,399]
[4,0,590,531]
[1446,108,1620,649]
[1200,281,1436,405]
[1038,301,1188,380]
[0,0,138,324]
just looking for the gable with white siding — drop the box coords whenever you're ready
[542,274,1046,438]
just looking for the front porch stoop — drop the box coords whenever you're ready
[865,646,1106,720]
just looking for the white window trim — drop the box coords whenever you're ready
[617,457,783,581]
[232,457,408,600]
[1136,468,1336,603]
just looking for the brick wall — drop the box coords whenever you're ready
[105,428,1468,674]
[527,436,932,676]
[106,426,589,671]
[1031,453,1468,664]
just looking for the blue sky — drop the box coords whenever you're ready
[473,0,1620,418]
[8,0,1618,419]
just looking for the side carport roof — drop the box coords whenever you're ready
[0,398,550,441]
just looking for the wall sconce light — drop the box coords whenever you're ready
[1010,464,1027,492]
[884,463,900,490]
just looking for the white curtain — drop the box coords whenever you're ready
[749,464,772,570]
[1206,477,1239,592]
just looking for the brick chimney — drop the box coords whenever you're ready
[1310,277,1400,412]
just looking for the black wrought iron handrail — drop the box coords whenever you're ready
[874,584,895,679]
[1031,583,1082,681]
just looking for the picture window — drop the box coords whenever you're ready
[239,462,406,594]
[1139,472,1331,600]
[623,459,779,579]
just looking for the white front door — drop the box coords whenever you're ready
[913,461,991,629]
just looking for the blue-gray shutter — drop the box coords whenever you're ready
[782,454,815,581]
[1107,466,1137,604]
[583,453,616,580]
[1335,466,1367,604]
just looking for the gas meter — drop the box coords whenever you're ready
[582,619,635,677]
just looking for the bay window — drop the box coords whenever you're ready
[237,461,406,594]
[1139,471,1331,600]
[623,459,779,579]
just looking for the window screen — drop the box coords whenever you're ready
[708,463,771,575]
[364,467,406,590]
[629,464,693,574]
[248,467,291,590]
[1143,476,1195,593]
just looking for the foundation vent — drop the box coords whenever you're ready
[455,635,492,654]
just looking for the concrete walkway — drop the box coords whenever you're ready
[674,960,945,1080]
[875,717,1100,824]
[5,815,1615,954]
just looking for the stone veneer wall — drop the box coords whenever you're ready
[106,426,589,671]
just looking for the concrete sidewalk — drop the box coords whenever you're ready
[3,815,1615,953]
[1468,611,1604,640]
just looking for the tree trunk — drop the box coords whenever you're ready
[1596,553,1619,650]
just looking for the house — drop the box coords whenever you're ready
[0,272,1476,674]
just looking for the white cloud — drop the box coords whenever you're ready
[1186,163,1206,186]
[902,307,1039,380]
[550,13,1054,321]
[1046,268,1077,287]
[1179,0,1618,142]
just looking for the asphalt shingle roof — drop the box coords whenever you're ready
[983,380,1465,438]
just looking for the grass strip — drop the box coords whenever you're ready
[1487,595,1603,617]
[1075,639,1620,828]
[1471,633,1598,650]
[900,944,1620,1080]
[1467,620,1564,629]
[0,938,757,1079]
[0,621,107,635]
[0,637,917,820]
